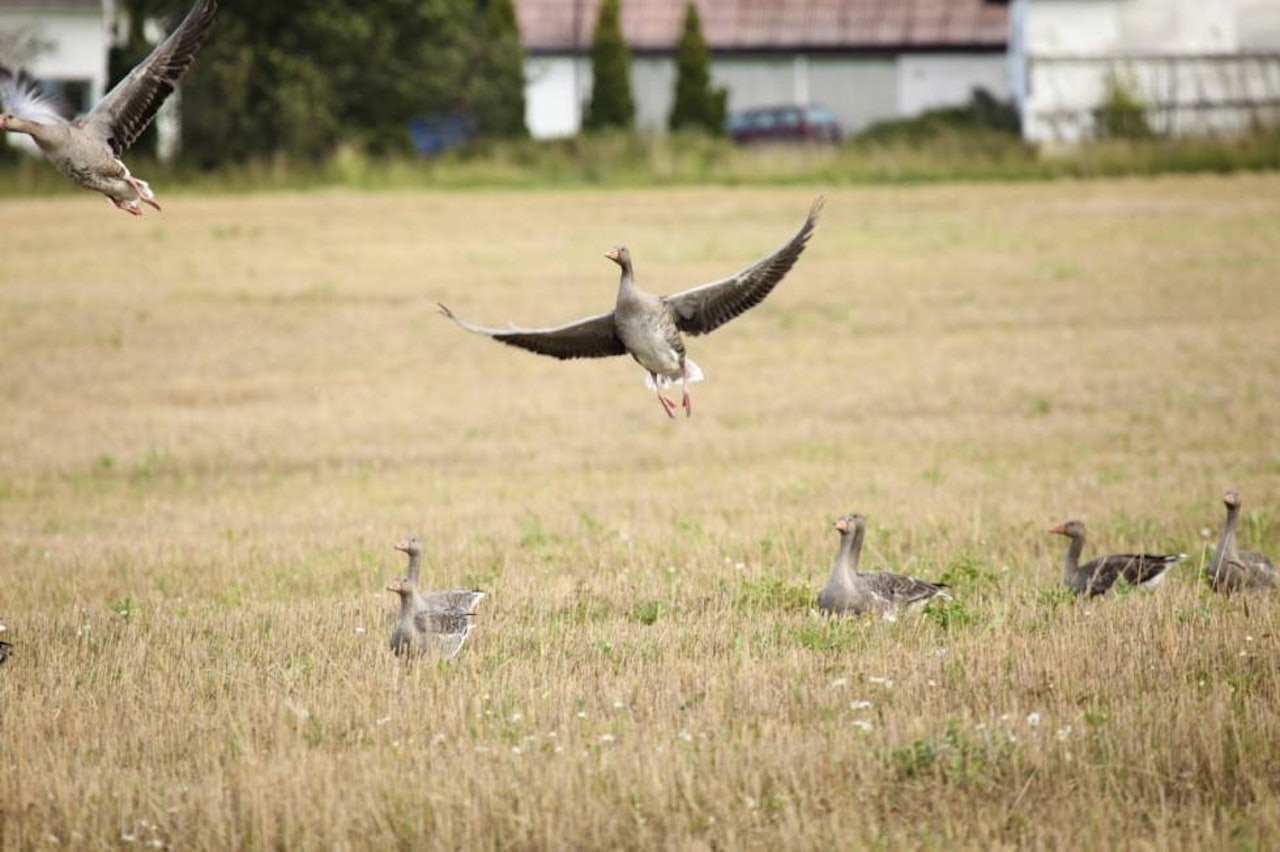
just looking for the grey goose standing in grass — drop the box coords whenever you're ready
[439,197,823,418]
[818,512,949,617]
[0,0,217,215]
[1047,520,1185,596]
[387,534,485,659]
[1207,490,1275,593]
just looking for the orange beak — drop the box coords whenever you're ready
[605,248,619,262]
[1047,523,1066,534]
[834,519,849,533]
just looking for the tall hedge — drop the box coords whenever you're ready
[668,2,725,134]
[583,0,634,131]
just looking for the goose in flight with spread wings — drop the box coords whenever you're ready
[0,0,217,215]
[439,197,823,418]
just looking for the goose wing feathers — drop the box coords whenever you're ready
[0,68,72,125]
[1082,553,1185,595]
[438,303,626,360]
[860,571,947,606]
[664,196,823,336]
[78,0,217,156]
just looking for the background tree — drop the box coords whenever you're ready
[465,0,528,138]
[583,0,633,132]
[668,2,725,134]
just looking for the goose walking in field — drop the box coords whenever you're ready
[438,197,823,418]
[387,534,485,659]
[1047,520,1185,596]
[1207,490,1275,593]
[0,0,217,215]
[818,512,949,617]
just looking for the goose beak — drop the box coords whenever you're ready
[834,519,849,533]
[605,248,620,263]
[1047,523,1066,534]
[386,578,402,592]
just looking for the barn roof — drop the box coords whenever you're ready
[516,0,1009,54]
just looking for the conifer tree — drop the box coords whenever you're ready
[668,2,725,134]
[584,0,634,131]
[469,0,528,137]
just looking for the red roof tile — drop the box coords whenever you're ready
[516,0,1008,52]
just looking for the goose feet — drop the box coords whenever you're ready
[125,175,162,211]
[110,196,143,216]
[656,392,677,418]
[681,390,692,417]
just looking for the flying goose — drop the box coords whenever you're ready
[387,534,485,659]
[0,0,217,215]
[818,512,949,616]
[438,197,823,417]
[1047,520,1185,596]
[1207,490,1275,593]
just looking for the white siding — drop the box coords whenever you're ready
[1013,0,1280,143]
[525,50,1008,139]
[897,54,1009,117]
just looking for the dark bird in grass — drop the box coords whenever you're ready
[1048,520,1186,596]
[439,197,823,418]
[1207,490,1275,594]
[387,534,485,659]
[0,0,217,215]
[818,512,950,617]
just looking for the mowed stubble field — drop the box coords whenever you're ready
[1,176,1279,849]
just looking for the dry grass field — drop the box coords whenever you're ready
[1,176,1278,849]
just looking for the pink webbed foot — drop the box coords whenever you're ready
[682,391,692,418]
[110,197,143,216]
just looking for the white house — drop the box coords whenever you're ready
[0,0,114,111]
[516,0,1011,139]
[1009,0,1280,142]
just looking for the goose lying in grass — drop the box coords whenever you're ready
[387,534,485,659]
[817,512,949,616]
[0,0,217,215]
[1047,520,1185,596]
[1207,490,1275,594]
[439,197,823,418]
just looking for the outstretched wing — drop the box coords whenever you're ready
[662,196,824,336]
[77,0,217,156]
[438,303,626,360]
[0,68,72,125]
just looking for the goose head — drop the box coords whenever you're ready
[833,512,865,535]
[394,534,422,557]
[1222,489,1242,510]
[1048,519,1086,538]
[605,246,632,270]
[386,577,411,595]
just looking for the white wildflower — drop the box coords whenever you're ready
[511,746,522,755]
[867,676,894,688]
[1200,527,1212,540]
[829,677,848,689]
[850,700,873,711]
[375,716,391,726]
[354,626,365,634]
[613,700,625,709]
[1026,712,1041,728]
[1056,725,1073,741]
[576,711,588,719]
[121,835,136,844]
[678,729,694,743]
[599,734,615,744]
[852,720,873,732]
[507,712,523,723]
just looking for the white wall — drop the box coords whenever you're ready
[898,54,1010,117]
[1014,0,1280,142]
[525,51,1006,139]
[0,7,111,106]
